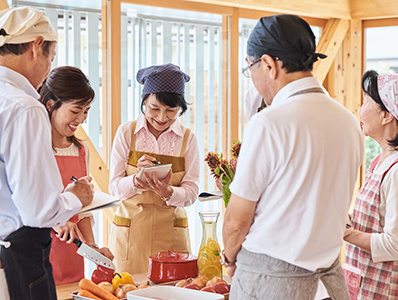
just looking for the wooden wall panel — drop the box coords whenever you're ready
[76,126,110,193]
[326,19,364,203]
[187,0,350,19]
[351,0,398,20]
[238,8,327,28]
[76,125,114,246]
[0,0,7,10]
[314,19,349,84]
[121,0,233,15]
[327,20,362,116]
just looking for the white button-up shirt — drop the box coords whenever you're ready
[0,66,82,240]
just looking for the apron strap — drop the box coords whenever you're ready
[130,121,137,152]
[289,87,325,98]
[179,129,190,156]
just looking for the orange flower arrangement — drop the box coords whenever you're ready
[204,141,241,207]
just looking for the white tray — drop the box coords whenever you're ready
[127,286,224,300]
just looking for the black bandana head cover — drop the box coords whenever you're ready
[247,14,326,69]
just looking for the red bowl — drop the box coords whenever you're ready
[148,250,198,284]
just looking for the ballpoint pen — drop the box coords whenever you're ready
[152,160,161,164]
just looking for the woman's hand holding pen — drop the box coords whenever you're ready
[136,154,160,170]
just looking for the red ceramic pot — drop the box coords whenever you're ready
[148,250,198,284]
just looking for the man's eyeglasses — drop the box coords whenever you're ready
[241,58,261,78]
[241,57,280,78]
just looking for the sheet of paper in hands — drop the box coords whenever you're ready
[77,190,120,214]
[198,190,223,202]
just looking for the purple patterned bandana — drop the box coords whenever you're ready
[136,63,190,94]
[377,74,398,120]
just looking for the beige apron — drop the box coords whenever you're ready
[109,121,191,274]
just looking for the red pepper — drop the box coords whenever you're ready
[91,265,114,284]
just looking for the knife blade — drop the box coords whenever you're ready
[73,239,116,270]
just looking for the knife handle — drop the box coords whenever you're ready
[73,238,82,247]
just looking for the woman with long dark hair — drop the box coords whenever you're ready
[39,66,113,285]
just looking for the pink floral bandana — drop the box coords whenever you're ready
[377,74,398,120]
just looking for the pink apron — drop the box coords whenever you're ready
[344,154,398,299]
[49,145,87,285]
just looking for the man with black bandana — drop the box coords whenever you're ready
[222,15,364,299]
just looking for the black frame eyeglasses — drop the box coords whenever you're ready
[241,58,261,78]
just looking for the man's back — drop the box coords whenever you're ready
[232,77,364,271]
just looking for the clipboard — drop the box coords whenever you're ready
[77,190,120,214]
[133,164,172,192]
[198,190,223,201]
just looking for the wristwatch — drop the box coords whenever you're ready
[161,188,174,202]
[221,250,235,267]
[89,243,99,249]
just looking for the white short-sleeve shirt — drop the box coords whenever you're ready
[230,77,364,271]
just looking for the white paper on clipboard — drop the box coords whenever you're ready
[76,190,120,214]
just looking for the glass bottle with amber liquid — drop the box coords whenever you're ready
[197,211,222,280]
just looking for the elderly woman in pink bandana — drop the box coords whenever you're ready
[344,70,398,299]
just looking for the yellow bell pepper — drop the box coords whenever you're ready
[112,272,135,289]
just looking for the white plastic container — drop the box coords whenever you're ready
[127,286,224,300]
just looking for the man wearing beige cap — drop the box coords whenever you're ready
[0,7,94,300]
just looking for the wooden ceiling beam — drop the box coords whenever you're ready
[0,0,8,10]
[313,18,349,84]
[350,0,398,20]
[186,0,350,19]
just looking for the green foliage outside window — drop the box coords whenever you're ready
[365,136,381,172]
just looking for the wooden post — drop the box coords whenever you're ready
[101,0,110,166]
[314,18,349,84]
[222,15,229,156]
[109,0,122,145]
[230,8,239,146]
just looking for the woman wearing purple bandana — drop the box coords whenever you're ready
[108,63,200,274]
[344,70,398,299]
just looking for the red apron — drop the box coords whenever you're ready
[344,154,398,299]
[49,144,87,285]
